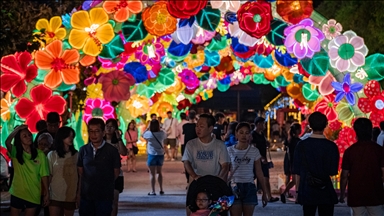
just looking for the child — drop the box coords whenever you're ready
[191,191,212,216]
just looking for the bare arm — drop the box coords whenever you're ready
[255,159,268,206]
[184,161,200,180]
[218,162,229,182]
[41,176,50,207]
[116,131,127,156]
[339,169,349,203]
[295,175,300,192]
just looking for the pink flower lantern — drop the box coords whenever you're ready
[322,19,342,40]
[83,98,115,123]
[135,40,165,65]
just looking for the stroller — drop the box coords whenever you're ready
[186,175,233,216]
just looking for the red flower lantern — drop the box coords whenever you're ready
[314,95,338,122]
[237,1,272,39]
[276,0,313,24]
[167,0,208,19]
[358,80,384,127]
[15,85,66,133]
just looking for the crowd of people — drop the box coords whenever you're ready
[1,110,384,216]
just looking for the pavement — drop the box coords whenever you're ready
[1,150,351,216]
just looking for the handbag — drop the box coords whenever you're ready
[301,144,326,189]
[127,131,139,154]
[267,147,274,169]
[228,146,251,199]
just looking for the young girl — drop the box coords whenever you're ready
[191,191,212,216]
[125,121,138,172]
[5,125,50,216]
[227,122,268,216]
[47,127,78,216]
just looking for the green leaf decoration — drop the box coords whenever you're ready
[122,13,148,42]
[206,36,227,51]
[336,101,354,125]
[300,50,329,76]
[362,53,384,81]
[253,74,266,84]
[99,34,124,59]
[162,94,178,105]
[195,7,221,32]
[157,68,175,87]
[217,82,230,92]
[240,75,251,84]
[302,83,319,101]
[154,82,168,93]
[275,75,290,87]
[136,83,155,98]
[271,80,279,88]
[266,19,288,46]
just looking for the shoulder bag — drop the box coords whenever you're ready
[150,132,164,153]
[166,118,173,136]
[127,131,139,155]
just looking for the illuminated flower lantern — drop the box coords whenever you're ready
[228,21,260,47]
[276,0,313,24]
[331,73,363,105]
[322,19,342,40]
[314,94,338,122]
[82,0,102,10]
[125,94,150,117]
[98,70,136,102]
[157,101,173,118]
[237,1,272,39]
[69,8,114,56]
[142,1,177,36]
[308,72,336,95]
[83,98,115,123]
[166,0,207,19]
[135,40,165,65]
[124,62,148,83]
[335,126,356,167]
[184,50,205,68]
[35,40,80,89]
[103,0,143,23]
[191,27,215,45]
[179,69,200,91]
[98,55,129,70]
[284,19,325,59]
[358,80,384,127]
[215,56,235,75]
[35,16,67,44]
[1,92,13,121]
[328,30,368,72]
[211,1,241,12]
[14,85,66,133]
[0,52,38,97]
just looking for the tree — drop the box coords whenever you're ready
[0,0,79,57]
[315,0,384,55]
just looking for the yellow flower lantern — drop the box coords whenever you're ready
[125,95,150,118]
[35,16,67,44]
[1,92,13,121]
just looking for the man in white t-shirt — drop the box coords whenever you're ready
[163,111,178,161]
[182,114,230,181]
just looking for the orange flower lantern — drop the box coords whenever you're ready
[157,101,173,118]
[276,0,313,24]
[142,1,177,36]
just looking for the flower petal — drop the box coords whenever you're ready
[31,85,52,104]
[46,40,62,58]
[54,28,67,40]
[61,68,80,85]
[349,36,364,50]
[11,81,27,97]
[343,73,351,84]
[334,35,347,46]
[61,49,80,64]
[69,29,89,49]
[328,47,339,60]
[95,23,114,44]
[25,111,42,133]
[128,1,143,13]
[358,97,371,113]
[24,65,38,82]
[90,8,109,26]
[15,98,34,118]
[44,95,66,114]
[71,11,91,29]
[114,7,129,22]
[293,42,307,59]
[345,92,355,105]
[331,81,343,92]
[102,1,119,13]
[350,51,365,67]
[35,51,54,69]
[350,83,363,93]
[83,38,101,56]
[0,74,21,92]
[44,70,62,88]
[335,91,345,102]
[336,58,350,72]
[356,45,369,57]
[36,18,50,31]
[50,16,63,32]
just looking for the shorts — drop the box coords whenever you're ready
[163,138,177,148]
[147,154,164,166]
[11,195,40,209]
[114,176,124,193]
[261,163,270,178]
[50,200,76,210]
[233,183,258,206]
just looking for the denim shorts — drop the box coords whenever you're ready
[233,182,258,206]
[147,154,164,166]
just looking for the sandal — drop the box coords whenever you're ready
[160,191,164,195]
[148,192,156,196]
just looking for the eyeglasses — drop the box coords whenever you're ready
[196,199,209,202]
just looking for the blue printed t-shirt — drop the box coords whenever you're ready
[182,137,230,177]
[9,148,50,204]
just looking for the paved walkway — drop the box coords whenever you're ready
[1,152,350,215]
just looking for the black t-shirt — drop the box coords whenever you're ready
[287,137,301,165]
[251,131,267,158]
[183,123,197,145]
[77,142,121,200]
[212,123,224,140]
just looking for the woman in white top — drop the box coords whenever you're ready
[227,122,268,216]
[48,126,78,216]
[142,120,166,196]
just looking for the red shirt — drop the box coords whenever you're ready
[342,140,384,207]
